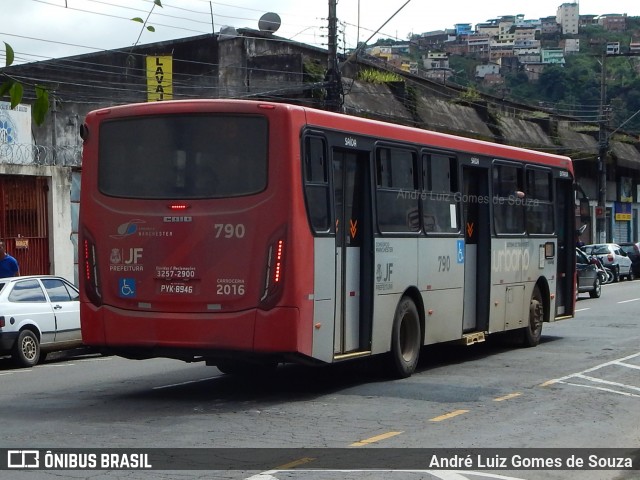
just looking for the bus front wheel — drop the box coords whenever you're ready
[390,297,421,378]
[522,286,544,347]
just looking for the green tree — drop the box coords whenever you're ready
[539,66,569,102]
[1,42,49,125]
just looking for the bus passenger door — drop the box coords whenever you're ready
[462,166,491,332]
[332,149,373,355]
[555,176,575,316]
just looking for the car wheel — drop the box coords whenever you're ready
[589,276,601,298]
[12,330,41,368]
[627,269,635,281]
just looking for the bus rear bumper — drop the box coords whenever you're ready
[80,303,306,356]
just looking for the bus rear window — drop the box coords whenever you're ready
[98,114,268,198]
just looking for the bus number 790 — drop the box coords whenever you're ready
[214,223,246,239]
[438,255,451,272]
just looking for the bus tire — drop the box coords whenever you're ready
[522,286,544,347]
[390,297,421,378]
[13,329,41,368]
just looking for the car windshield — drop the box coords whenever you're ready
[592,246,610,255]
[620,245,635,254]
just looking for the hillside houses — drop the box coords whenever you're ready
[364,2,636,84]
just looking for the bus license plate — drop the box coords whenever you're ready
[157,282,200,295]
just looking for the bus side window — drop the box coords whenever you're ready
[422,153,459,233]
[525,168,554,234]
[375,147,419,233]
[493,163,525,234]
[303,137,331,233]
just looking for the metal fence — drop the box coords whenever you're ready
[0,142,82,167]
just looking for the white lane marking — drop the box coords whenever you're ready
[618,298,640,304]
[245,473,279,480]
[78,356,113,362]
[546,352,640,397]
[559,381,640,398]
[245,470,525,480]
[551,351,640,382]
[616,361,640,370]
[0,370,32,376]
[574,307,590,312]
[574,373,640,392]
[153,376,219,389]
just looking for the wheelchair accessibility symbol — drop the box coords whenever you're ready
[457,240,465,263]
[119,278,136,298]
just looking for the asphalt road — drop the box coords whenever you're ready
[1,279,639,480]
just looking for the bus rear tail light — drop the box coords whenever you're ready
[260,237,285,308]
[83,234,102,306]
[168,202,190,211]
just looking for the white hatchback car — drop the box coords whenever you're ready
[584,243,634,282]
[0,275,81,367]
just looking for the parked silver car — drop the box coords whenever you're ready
[583,243,634,282]
[576,248,602,299]
[0,276,81,367]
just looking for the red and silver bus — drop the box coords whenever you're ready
[79,99,576,378]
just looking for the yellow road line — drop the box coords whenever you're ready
[494,392,522,402]
[350,431,403,447]
[539,379,559,387]
[275,457,316,469]
[429,409,469,422]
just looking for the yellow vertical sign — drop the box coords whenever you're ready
[146,55,173,101]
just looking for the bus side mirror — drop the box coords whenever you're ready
[579,198,590,223]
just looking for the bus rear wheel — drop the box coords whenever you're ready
[390,297,421,378]
[522,286,544,347]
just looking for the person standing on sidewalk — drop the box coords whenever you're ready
[0,240,20,278]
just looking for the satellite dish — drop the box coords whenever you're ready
[258,12,281,33]
[219,26,238,40]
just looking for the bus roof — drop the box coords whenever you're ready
[87,99,573,173]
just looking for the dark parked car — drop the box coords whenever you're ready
[576,248,601,299]
[619,242,640,276]
[0,275,81,367]
[583,243,634,282]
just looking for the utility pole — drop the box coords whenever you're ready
[597,53,608,243]
[51,93,58,166]
[325,0,342,111]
